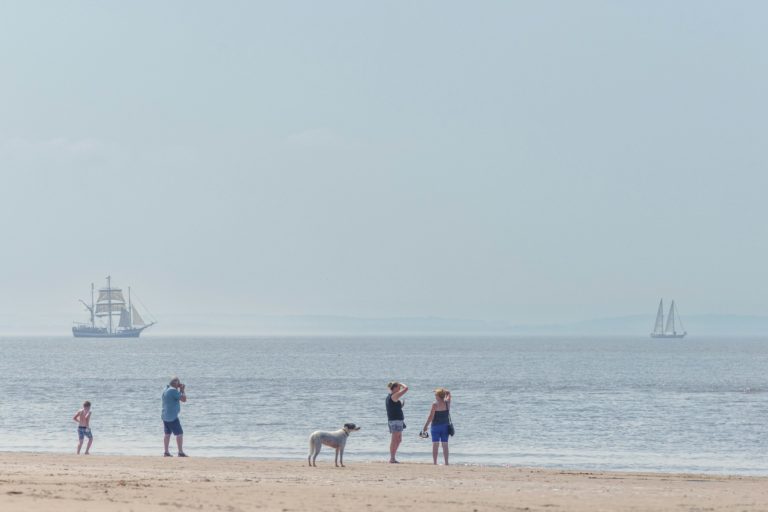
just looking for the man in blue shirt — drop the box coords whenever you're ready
[162,376,188,457]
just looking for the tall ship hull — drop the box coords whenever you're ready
[650,299,686,339]
[73,276,155,338]
[72,326,149,338]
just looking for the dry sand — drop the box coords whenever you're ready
[0,452,766,511]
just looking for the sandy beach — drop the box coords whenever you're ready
[0,453,765,511]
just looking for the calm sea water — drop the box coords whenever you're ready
[0,335,766,474]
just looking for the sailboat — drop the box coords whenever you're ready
[650,299,686,339]
[72,276,156,338]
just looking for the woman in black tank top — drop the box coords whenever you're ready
[386,381,408,463]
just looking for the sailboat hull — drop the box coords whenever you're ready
[650,333,686,339]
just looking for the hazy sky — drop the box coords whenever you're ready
[1,1,767,327]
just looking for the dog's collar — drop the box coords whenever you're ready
[342,429,350,437]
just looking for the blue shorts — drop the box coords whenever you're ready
[163,418,183,436]
[77,426,92,440]
[430,423,450,443]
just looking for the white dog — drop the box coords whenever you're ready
[307,423,361,467]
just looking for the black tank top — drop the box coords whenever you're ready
[385,395,404,421]
[433,409,450,425]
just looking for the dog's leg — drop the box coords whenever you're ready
[339,447,344,467]
[309,437,319,467]
[312,440,320,467]
[335,447,339,467]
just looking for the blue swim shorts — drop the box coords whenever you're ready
[77,426,93,440]
[430,423,449,443]
[163,418,184,436]
[388,420,405,433]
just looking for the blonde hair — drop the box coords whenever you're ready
[434,387,448,399]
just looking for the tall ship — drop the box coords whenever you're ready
[650,299,686,339]
[73,276,156,338]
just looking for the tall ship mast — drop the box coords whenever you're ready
[73,276,156,338]
[650,299,686,339]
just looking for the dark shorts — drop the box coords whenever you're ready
[163,418,183,436]
[431,423,450,443]
[77,426,93,440]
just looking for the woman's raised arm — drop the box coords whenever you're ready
[392,383,408,402]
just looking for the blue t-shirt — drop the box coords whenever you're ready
[161,386,182,422]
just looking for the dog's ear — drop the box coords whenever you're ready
[344,423,356,430]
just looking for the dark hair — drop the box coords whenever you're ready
[83,400,91,408]
[387,381,399,390]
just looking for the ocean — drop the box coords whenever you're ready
[0,335,766,474]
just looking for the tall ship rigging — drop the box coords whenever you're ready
[650,299,686,339]
[73,276,156,338]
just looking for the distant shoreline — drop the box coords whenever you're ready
[6,312,768,336]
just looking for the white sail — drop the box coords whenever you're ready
[131,305,146,327]
[95,283,126,318]
[95,303,123,316]
[653,300,664,334]
[118,307,132,328]
[97,289,125,304]
[664,301,676,333]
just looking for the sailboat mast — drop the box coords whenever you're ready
[107,275,113,335]
[90,283,95,327]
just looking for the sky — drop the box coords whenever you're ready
[1,1,767,331]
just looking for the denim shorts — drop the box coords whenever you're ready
[77,426,93,440]
[431,423,450,443]
[388,420,405,433]
[163,418,184,436]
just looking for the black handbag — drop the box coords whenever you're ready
[447,402,455,437]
